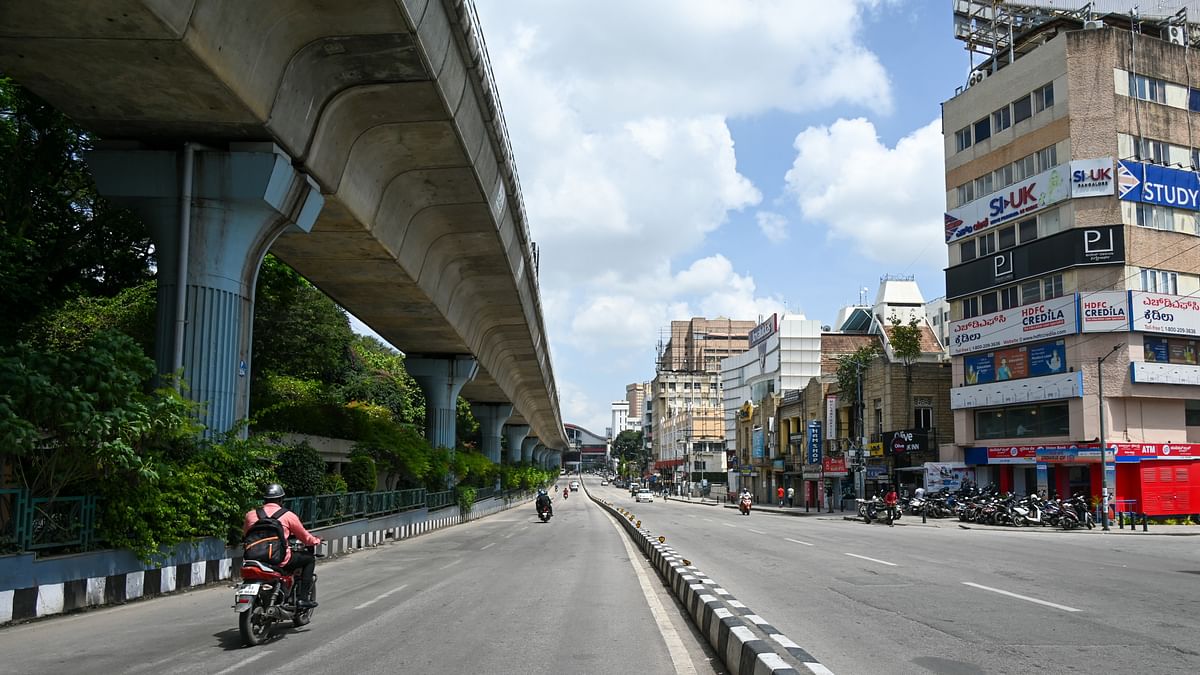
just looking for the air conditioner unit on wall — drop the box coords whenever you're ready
[967,69,987,87]
[1084,20,1104,30]
[1168,25,1188,46]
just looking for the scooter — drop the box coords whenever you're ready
[562,488,569,500]
[537,503,552,522]
[739,496,752,515]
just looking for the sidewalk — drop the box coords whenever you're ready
[663,495,852,519]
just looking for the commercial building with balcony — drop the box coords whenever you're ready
[943,4,1200,513]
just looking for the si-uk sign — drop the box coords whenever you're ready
[1070,158,1115,198]
[945,164,1070,243]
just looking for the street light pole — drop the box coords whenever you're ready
[1097,344,1121,532]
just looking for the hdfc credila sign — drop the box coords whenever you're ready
[1079,291,1129,333]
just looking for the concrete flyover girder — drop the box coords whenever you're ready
[0,0,566,448]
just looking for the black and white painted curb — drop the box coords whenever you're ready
[594,497,834,675]
[2,495,529,626]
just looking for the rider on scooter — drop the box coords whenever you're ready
[535,489,553,517]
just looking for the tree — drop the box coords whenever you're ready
[274,441,327,497]
[343,454,377,492]
[889,316,924,428]
[835,344,880,410]
[611,429,645,469]
[0,77,155,343]
[339,335,424,426]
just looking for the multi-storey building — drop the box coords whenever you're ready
[625,382,647,434]
[943,4,1200,513]
[651,317,755,482]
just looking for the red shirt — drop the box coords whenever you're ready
[884,491,898,505]
[243,503,320,566]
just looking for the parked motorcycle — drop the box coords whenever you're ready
[234,540,321,646]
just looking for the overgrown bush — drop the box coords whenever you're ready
[322,472,348,494]
[275,441,326,496]
[343,453,377,492]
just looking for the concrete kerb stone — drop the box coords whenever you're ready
[590,493,830,675]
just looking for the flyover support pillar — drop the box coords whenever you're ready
[504,424,531,464]
[521,437,538,464]
[407,355,479,450]
[550,450,562,470]
[471,403,513,464]
[87,143,323,437]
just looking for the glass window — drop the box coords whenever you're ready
[957,183,974,206]
[1190,89,1200,113]
[974,117,991,143]
[978,232,996,255]
[976,409,1007,439]
[1013,94,1033,123]
[1034,83,1055,112]
[1130,74,1167,104]
[1021,280,1042,305]
[1015,154,1037,180]
[999,225,1016,250]
[1043,274,1064,299]
[1135,138,1168,163]
[1019,218,1038,243]
[1000,286,1019,310]
[993,106,1012,132]
[915,407,933,430]
[1193,148,1200,170]
[975,403,1069,440]
[961,296,979,319]
[974,173,993,196]
[1141,268,1178,294]
[1040,208,1063,236]
[993,164,1014,188]
[981,291,998,315]
[1187,400,1200,427]
[955,127,972,152]
[960,238,976,262]
[1136,203,1171,230]
[1037,145,1057,171]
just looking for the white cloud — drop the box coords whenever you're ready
[755,211,789,242]
[783,117,947,268]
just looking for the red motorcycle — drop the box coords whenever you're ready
[563,488,569,499]
[739,495,752,516]
[233,541,320,646]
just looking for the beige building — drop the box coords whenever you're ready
[942,7,1200,513]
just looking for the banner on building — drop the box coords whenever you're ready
[752,426,764,459]
[806,421,822,465]
[748,313,778,347]
[946,164,1071,243]
[947,226,1124,299]
[825,395,837,438]
[1131,292,1200,336]
[924,463,972,492]
[886,429,932,455]
[949,293,1078,355]
[822,456,848,476]
[1080,291,1130,333]
[1117,160,1200,211]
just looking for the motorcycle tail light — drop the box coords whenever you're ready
[237,597,251,604]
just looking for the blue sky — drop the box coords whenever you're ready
[462,0,969,434]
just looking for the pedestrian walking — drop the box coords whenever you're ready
[786,485,795,507]
[777,485,785,508]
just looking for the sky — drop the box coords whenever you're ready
[457,0,969,435]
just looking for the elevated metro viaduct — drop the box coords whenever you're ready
[0,0,566,467]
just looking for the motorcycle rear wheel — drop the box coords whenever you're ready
[239,601,272,646]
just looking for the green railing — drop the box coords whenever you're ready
[283,489,426,527]
[426,490,454,510]
[0,488,98,554]
[473,486,499,502]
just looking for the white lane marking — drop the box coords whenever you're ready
[844,552,897,567]
[786,538,814,546]
[606,511,697,674]
[962,582,1081,612]
[214,651,270,675]
[702,518,714,523]
[748,528,766,534]
[354,584,409,610]
[481,542,495,550]
[723,522,737,528]
[440,558,462,570]
[504,530,517,539]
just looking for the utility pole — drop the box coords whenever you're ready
[856,361,867,500]
[1097,344,1121,531]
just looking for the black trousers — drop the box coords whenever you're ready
[282,551,316,597]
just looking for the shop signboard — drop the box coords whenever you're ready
[1036,447,1106,464]
[1113,442,1200,460]
[887,429,931,455]
[924,463,972,492]
[865,465,888,480]
[825,395,837,437]
[946,164,1071,243]
[984,446,1039,464]
[822,456,847,476]
[1080,291,1130,333]
[1131,292,1200,336]
[1070,158,1115,198]
[752,426,764,459]
[748,313,778,347]
[948,293,1078,356]
[867,442,884,457]
[773,459,785,471]
[806,421,822,465]
[802,462,823,480]
[1117,160,1200,211]
[1131,361,1200,386]
[946,226,1124,299]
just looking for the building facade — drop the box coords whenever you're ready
[942,13,1200,512]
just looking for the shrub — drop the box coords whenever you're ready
[275,441,326,496]
[343,453,377,492]
[322,472,348,494]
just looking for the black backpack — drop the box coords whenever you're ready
[243,506,290,566]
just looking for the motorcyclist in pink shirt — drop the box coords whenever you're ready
[243,484,322,608]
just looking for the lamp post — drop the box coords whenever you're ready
[1097,344,1121,532]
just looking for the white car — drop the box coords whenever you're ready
[569,481,580,492]
[600,480,608,486]
[635,489,654,503]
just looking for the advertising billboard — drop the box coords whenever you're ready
[946,225,1123,299]
[1080,291,1130,333]
[948,293,1078,356]
[1069,158,1115,198]
[946,164,1071,243]
[1117,160,1200,211]
[1131,292,1200,336]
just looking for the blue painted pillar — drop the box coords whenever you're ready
[471,403,513,464]
[504,424,530,464]
[521,437,538,464]
[87,143,323,437]
[549,450,562,469]
[406,355,478,450]
[534,444,547,468]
